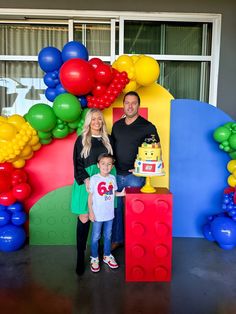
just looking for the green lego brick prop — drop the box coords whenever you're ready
[29,185,77,245]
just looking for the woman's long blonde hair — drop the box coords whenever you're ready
[81,108,113,158]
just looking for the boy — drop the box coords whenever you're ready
[88,153,125,273]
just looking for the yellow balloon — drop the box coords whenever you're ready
[227,160,236,173]
[12,158,26,169]
[24,152,34,160]
[227,174,236,187]
[0,116,7,124]
[113,55,134,76]
[0,123,17,141]
[126,68,135,80]
[20,145,32,158]
[131,55,140,64]
[32,142,41,151]
[112,60,118,69]
[135,56,160,86]
[29,135,40,146]
[8,114,26,131]
[233,169,236,177]
[123,80,139,93]
[0,139,7,148]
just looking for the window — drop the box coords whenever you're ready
[0,22,68,115]
[74,22,111,57]
[0,10,221,115]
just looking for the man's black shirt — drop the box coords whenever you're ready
[111,115,160,175]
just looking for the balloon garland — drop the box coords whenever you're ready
[202,121,236,249]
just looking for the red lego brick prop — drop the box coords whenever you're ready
[125,187,172,282]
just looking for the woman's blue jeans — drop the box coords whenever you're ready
[90,219,113,258]
[111,174,145,244]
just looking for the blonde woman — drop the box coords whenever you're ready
[71,108,114,276]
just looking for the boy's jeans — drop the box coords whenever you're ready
[91,219,113,258]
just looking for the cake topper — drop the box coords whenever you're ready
[144,134,157,144]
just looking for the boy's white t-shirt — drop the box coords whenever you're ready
[90,173,118,222]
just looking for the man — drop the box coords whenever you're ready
[111,91,161,250]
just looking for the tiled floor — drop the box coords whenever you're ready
[0,238,236,314]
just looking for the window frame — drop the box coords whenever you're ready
[0,9,221,106]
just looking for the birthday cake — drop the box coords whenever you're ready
[134,135,164,176]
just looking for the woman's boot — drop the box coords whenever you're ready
[76,219,90,275]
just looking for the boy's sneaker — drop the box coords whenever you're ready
[103,254,119,269]
[90,257,100,273]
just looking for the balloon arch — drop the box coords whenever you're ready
[0,41,161,251]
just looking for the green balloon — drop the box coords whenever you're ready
[40,137,53,145]
[213,126,231,143]
[222,140,229,147]
[75,108,89,134]
[52,125,69,139]
[68,119,80,129]
[229,151,236,159]
[81,108,89,119]
[76,126,83,136]
[57,124,65,130]
[38,131,52,140]
[26,103,57,132]
[224,122,234,130]
[229,134,236,149]
[53,93,82,122]
[68,127,75,134]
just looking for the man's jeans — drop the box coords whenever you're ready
[111,174,145,244]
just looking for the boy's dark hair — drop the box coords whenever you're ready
[123,91,140,105]
[97,153,115,163]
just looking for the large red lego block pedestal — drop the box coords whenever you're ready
[125,187,172,282]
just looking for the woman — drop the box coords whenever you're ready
[71,108,113,275]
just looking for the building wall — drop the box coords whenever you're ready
[0,0,235,119]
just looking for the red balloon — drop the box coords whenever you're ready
[92,84,107,97]
[0,162,14,173]
[11,169,28,186]
[12,183,31,201]
[89,57,103,70]
[121,71,128,78]
[0,191,16,206]
[112,68,119,78]
[0,172,12,193]
[95,64,113,85]
[111,88,120,97]
[60,58,95,96]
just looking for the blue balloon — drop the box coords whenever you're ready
[0,210,11,226]
[61,41,89,62]
[0,204,6,211]
[202,223,215,242]
[7,201,23,213]
[11,212,27,226]
[45,87,57,102]
[0,225,26,252]
[44,72,58,88]
[38,46,63,72]
[51,70,59,79]
[211,217,236,250]
[229,209,236,216]
[78,96,88,108]
[55,83,67,96]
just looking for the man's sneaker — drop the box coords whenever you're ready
[103,254,119,269]
[90,257,100,273]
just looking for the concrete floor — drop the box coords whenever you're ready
[0,238,236,314]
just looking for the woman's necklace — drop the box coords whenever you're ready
[92,134,102,141]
